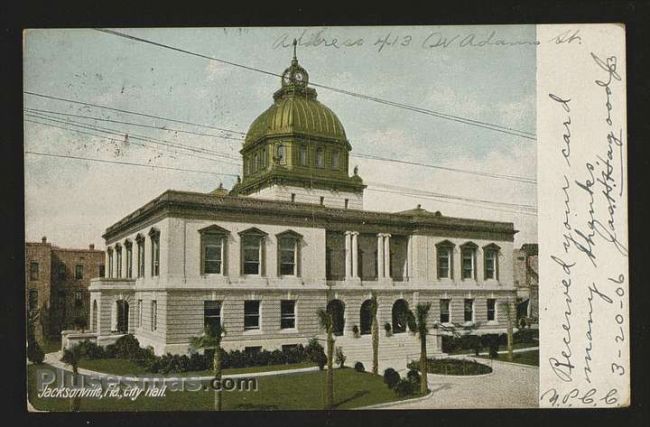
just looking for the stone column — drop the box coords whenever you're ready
[384,234,391,279]
[351,232,359,278]
[406,235,413,281]
[344,231,352,279]
[377,233,384,279]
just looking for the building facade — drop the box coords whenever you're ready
[26,237,105,340]
[513,243,539,322]
[88,52,519,362]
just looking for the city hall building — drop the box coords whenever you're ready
[87,52,518,361]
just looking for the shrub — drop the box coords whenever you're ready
[514,328,538,344]
[76,340,106,359]
[306,338,327,370]
[335,347,346,368]
[407,368,421,387]
[27,339,45,364]
[383,368,400,389]
[409,358,492,376]
[74,316,88,332]
[106,334,142,359]
[354,361,365,372]
[394,378,415,396]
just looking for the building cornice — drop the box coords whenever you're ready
[103,190,518,243]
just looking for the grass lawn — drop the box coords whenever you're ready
[28,364,419,411]
[40,337,62,354]
[77,358,316,377]
[479,350,539,367]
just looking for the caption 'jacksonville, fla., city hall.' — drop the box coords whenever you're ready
[83,49,519,363]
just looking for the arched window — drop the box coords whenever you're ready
[392,299,410,333]
[253,153,259,172]
[199,225,229,275]
[149,228,160,277]
[112,299,129,333]
[360,299,373,335]
[239,228,268,276]
[315,147,325,168]
[115,244,122,278]
[277,144,286,165]
[277,230,302,277]
[331,150,340,170]
[483,243,501,280]
[299,145,308,166]
[326,299,345,336]
[125,240,133,278]
[135,234,145,278]
[436,240,455,279]
[460,242,478,280]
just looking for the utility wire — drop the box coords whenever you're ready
[25,93,536,185]
[24,107,243,142]
[25,151,238,177]
[93,28,536,141]
[24,90,247,136]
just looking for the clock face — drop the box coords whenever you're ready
[282,71,292,85]
[294,72,304,82]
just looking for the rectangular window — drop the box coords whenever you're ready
[137,299,143,327]
[331,150,340,169]
[204,300,222,332]
[126,244,133,278]
[74,291,83,307]
[29,262,39,280]
[440,299,450,323]
[28,289,39,310]
[320,196,324,205]
[137,239,145,277]
[462,248,475,279]
[299,146,308,166]
[151,234,160,277]
[344,199,349,209]
[99,264,105,277]
[437,247,451,279]
[57,264,66,280]
[151,300,158,331]
[242,235,262,275]
[487,299,496,321]
[244,300,260,330]
[203,235,223,274]
[484,249,497,280]
[278,237,297,276]
[291,193,296,203]
[108,252,114,278]
[116,247,122,278]
[464,299,474,322]
[280,300,296,329]
[316,148,324,168]
[75,264,84,280]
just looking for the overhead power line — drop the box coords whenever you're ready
[25,93,537,185]
[24,107,243,142]
[25,151,238,177]
[24,90,247,136]
[94,28,536,141]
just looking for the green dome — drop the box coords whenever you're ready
[244,95,347,146]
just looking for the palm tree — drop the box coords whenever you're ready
[370,293,379,375]
[503,300,514,361]
[191,322,226,411]
[60,345,83,411]
[317,308,334,409]
[408,303,431,395]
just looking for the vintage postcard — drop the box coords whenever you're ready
[23,24,628,411]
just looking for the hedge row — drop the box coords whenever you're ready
[73,335,321,374]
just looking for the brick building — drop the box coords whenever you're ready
[513,243,538,322]
[25,237,105,340]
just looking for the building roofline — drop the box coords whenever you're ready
[103,189,518,242]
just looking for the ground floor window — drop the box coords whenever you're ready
[487,298,496,321]
[151,300,157,331]
[74,291,83,308]
[137,299,142,327]
[464,299,474,322]
[244,300,260,330]
[204,300,222,333]
[280,300,296,329]
[440,299,450,323]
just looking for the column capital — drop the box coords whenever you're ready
[350,231,360,236]
[383,233,392,238]
[344,230,352,236]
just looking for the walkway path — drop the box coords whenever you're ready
[363,357,539,409]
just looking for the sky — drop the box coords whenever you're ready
[24,26,538,249]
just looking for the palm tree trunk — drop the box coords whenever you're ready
[71,365,80,412]
[213,348,222,411]
[505,302,514,362]
[371,317,379,375]
[419,334,428,394]
[326,330,334,409]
